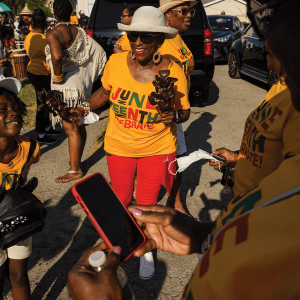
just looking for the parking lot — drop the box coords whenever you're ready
[4,63,268,300]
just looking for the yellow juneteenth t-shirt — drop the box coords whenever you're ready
[160,34,194,79]
[182,154,300,300]
[101,51,190,157]
[0,136,40,191]
[115,33,194,80]
[115,32,131,50]
[25,32,49,76]
[70,15,79,25]
[234,78,300,197]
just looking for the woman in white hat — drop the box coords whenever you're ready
[69,6,190,280]
[114,0,197,216]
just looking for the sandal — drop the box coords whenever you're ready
[55,169,83,183]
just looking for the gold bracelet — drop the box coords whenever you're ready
[53,73,64,83]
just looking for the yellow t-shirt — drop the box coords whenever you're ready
[114,33,194,80]
[234,78,300,196]
[25,32,49,76]
[182,154,300,300]
[0,136,40,191]
[101,51,190,157]
[160,34,194,79]
[70,15,79,25]
[115,32,131,50]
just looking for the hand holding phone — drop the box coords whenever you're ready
[72,173,145,261]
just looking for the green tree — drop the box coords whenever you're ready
[3,0,53,18]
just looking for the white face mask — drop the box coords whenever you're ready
[168,149,217,175]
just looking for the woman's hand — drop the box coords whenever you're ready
[68,243,122,300]
[128,205,214,257]
[208,148,239,170]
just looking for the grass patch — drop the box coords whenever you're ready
[18,78,36,127]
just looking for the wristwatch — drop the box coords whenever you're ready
[173,111,181,123]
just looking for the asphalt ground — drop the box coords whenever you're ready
[4,63,268,299]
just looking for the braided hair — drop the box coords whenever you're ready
[32,9,47,30]
[0,88,27,116]
[53,0,73,22]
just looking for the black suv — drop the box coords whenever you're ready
[208,15,244,61]
[87,0,214,106]
[228,25,279,88]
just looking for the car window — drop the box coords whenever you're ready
[208,16,233,31]
[94,0,203,29]
[245,26,258,38]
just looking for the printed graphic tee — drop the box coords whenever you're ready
[160,34,194,81]
[115,32,131,51]
[114,33,194,81]
[101,51,190,157]
[234,78,300,196]
[182,154,300,300]
[0,136,40,191]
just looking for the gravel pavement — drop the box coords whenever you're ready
[4,64,268,299]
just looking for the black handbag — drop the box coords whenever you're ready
[0,139,47,250]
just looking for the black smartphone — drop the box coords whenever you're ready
[72,173,146,261]
[4,51,12,59]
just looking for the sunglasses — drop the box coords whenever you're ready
[171,8,196,17]
[246,0,285,40]
[127,32,163,44]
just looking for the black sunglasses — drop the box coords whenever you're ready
[128,32,163,44]
[246,0,285,40]
[171,8,196,17]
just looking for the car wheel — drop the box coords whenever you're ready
[198,87,209,107]
[269,71,280,89]
[228,51,241,79]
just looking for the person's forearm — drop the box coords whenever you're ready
[52,54,62,76]
[191,222,215,254]
[88,87,110,111]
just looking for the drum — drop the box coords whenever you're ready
[13,54,28,78]
[15,41,25,49]
[11,49,27,78]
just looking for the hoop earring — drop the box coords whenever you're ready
[153,50,162,64]
[131,50,136,60]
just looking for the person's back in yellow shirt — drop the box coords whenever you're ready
[25,32,49,76]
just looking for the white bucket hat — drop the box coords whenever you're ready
[159,0,198,14]
[0,75,22,95]
[118,6,178,39]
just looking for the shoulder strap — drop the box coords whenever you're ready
[16,139,37,189]
[201,185,300,254]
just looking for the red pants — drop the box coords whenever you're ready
[107,154,168,207]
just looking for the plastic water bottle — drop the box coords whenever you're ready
[89,251,135,300]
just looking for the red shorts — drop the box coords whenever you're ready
[107,153,172,207]
[4,37,14,44]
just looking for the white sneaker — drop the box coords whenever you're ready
[139,252,155,280]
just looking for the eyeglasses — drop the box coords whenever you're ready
[127,32,163,44]
[121,14,130,18]
[171,8,196,17]
[246,0,285,40]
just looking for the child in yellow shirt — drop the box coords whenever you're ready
[0,77,40,299]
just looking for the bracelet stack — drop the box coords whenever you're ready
[78,102,91,117]
[53,73,64,83]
